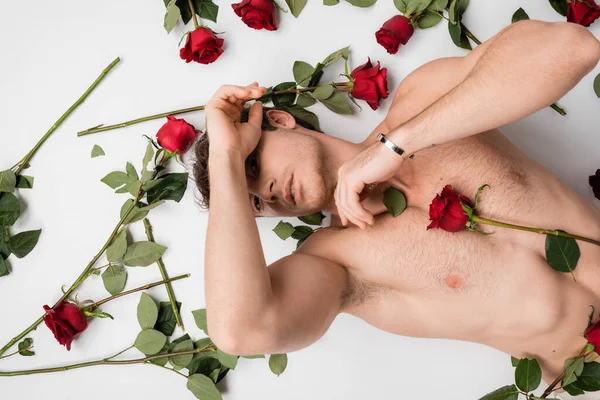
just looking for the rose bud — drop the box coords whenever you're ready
[567,0,600,27]
[156,116,200,154]
[43,301,89,351]
[585,320,600,349]
[350,58,389,111]
[179,27,224,65]
[590,169,600,200]
[231,0,277,31]
[375,15,415,55]
[427,185,473,232]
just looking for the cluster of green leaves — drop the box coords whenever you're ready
[99,141,188,295]
[17,337,34,357]
[394,0,446,29]
[163,0,219,33]
[0,169,41,278]
[480,357,543,400]
[133,294,287,400]
[446,0,472,50]
[257,46,353,130]
[273,211,325,248]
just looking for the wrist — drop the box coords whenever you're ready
[208,148,245,166]
[385,124,415,157]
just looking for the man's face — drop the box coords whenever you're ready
[245,127,332,218]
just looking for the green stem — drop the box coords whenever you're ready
[459,23,482,45]
[148,362,188,378]
[0,346,216,377]
[13,57,120,174]
[188,0,200,29]
[0,345,33,361]
[82,274,190,311]
[473,216,600,247]
[143,218,184,330]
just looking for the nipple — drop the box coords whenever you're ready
[445,273,463,290]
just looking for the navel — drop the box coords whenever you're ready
[445,273,463,290]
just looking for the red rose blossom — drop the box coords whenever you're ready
[586,320,600,348]
[567,0,600,27]
[232,0,277,31]
[427,185,473,232]
[590,169,600,200]
[43,301,88,350]
[156,116,200,154]
[350,58,389,111]
[179,28,224,65]
[375,15,415,55]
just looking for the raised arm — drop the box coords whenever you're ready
[204,85,346,356]
[335,20,600,229]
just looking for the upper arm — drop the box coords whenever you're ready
[229,252,347,356]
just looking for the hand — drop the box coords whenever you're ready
[334,141,404,229]
[205,83,268,159]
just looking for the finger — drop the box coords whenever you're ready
[348,181,374,225]
[334,184,348,226]
[340,186,367,230]
[247,101,263,128]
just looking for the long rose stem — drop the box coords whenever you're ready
[0,346,216,377]
[188,0,200,29]
[11,57,120,174]
[143,218,184,330]
[83,274,190,311]
[473,216,600,247]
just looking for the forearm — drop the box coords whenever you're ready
[204,149,272,339]
[388,21,600,155]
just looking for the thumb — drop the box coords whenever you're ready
[248,101,263,128]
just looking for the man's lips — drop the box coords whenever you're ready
[283,174,295,205]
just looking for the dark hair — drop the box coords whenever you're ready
[192,105,318,210]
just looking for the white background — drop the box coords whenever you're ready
[0,0,599,399]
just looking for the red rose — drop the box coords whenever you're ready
[375,15,415,55]
[179,28,224,65]
[232,0,277,31]
[350,58,389,111]
[43,301,88,350]
[567,0,600,27]
[156,116,200,154]
[427,185,473,232]
[586,320,600,348]
[590,169,600,200]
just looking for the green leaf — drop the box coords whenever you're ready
[0,170,16,193]
[142,143,154,171]
[170,339,194,370]
[242,354,265,359]
[7,229,41,258]
[91,145,105,158]
[296,94,316,107]
[120,200,149,225]
[285,0,307,17]
[427,0,447,11]
[383,187,407,217]
[0,257,9,277]
[126,162,139,181]
[273,221,295,240]
[282,105,321,131]
[164,0,181,33]
[549,0,568,16]
[515,358,542,392]
[478,384,519,400]
[511,7,529,23]
[146,172,188,204]
[192,309,209,335]
[562,357,585,387]
[142,177,165,191]
[394,0,430,14]
[272,82,297,107]
[291,225,313,241]
[155,301,182,336]
[107,228,128,262]
[269,354,288,376]
[323,0,339,5]
[510,356,520,367]
[149,342,170,367]
[196,0,219,23]
[346,0,377,7]
[122,241,167,267]
[320,91,352,115]
[293,61,315,87]
[563,381,586,396]
[594,73,600,98]
[16,175,34,189]
[18,338,34,356]
[312,85,334,100]
[101,265,127,295]
[0,193,20,226]
[101,171,132,190]
[417,9,443,29]
[448,0,459,24]
[322,46,349,66]
[137,293,159,329]
[134,329,167,355]
[568,361,600,392]
[448,21,472,50]
[298,211,325,225]
[217,349,238,369]
[0,234,10,259]
[545,234,580,274]
[187,374,223,400]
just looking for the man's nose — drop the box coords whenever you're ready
[260,178,276,203]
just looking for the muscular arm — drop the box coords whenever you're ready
[387,20,600,155]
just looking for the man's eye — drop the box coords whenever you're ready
[253,195,261,211]
[247,151,259,177]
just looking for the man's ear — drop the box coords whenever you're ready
[265,109,297,129]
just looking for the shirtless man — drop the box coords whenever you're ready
[194,20,600,391]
